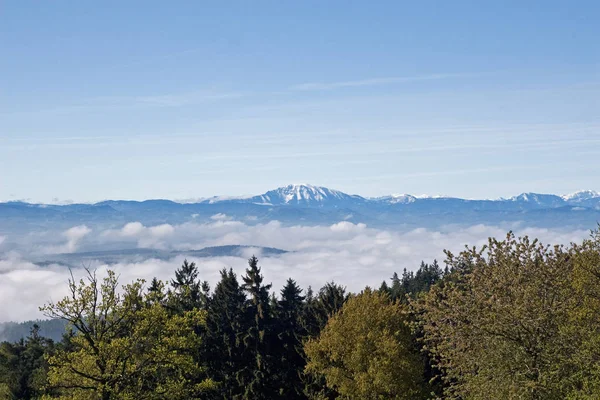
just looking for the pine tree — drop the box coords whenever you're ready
[378,280,391,295]
[204,268,248,399]
[274,278,306,399]
[147,277,166,305]
[390,272,402,301]
[170,259,204,312]
[0,324,55,399]
[241,256,275,400]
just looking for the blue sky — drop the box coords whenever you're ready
[1,1,599,203]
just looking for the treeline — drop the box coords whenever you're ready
[0,320,67,343]
[2,230,600,399]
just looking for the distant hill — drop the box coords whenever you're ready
[33,245,289,268]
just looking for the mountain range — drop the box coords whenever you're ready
[199,184,600,209]
[1,184,599,233]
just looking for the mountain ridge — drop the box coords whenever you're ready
[6,185,598,208]
[2,185,599,234]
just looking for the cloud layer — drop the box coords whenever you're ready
[0,219,590,322]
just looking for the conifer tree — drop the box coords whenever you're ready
[170,259,205,312]
[0,325,54,399]
[147,276,166,305]
[204,268,248,399]
[378,280,391,295]
[241,256,275,400]
[303,282,347,337]
[390,272,402,301]
[275,278,307,399]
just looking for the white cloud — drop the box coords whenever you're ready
[149,224,175,237]
[121,222,144,237]
[0,221,590,322]
[105,222,175,249]
[41,225,91,254]
[210,213,232,221]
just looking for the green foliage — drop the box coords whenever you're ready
[169,259,209,312]
[204,268,247,399]
[305,289,425,399]
[414,233,583,399]
[240,256,275,399]
[302,282,347,337]
[273,279,306,399]
[0,325,54,399]
[563,229,600,399]
[389,261,444,302]
[40,269,215,399]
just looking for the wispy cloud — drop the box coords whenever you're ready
[1,91,246,117]
[290,73,471,91]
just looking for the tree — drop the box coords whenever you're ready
[563,228,600,399]
[240,256,275,400]
[414,233,575,400]
[147,277,166,306]
[302,282,347,338]
[204,268,247,399]
[301,282,347,399]
[390,272,402,301]
[274,279,306,399]
[0,325,54,399]
[170,259,208,312]
[41,269,215,399]
[304,289,425,399]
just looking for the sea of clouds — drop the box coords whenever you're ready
[0,216,591,321]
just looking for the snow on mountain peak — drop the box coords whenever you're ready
[562,190,600,202]
[255,184,361,206]
[376,194,417,204]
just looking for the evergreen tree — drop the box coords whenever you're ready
[274,278,306,399]
[204,268,248,399]
[241,256,275,400]
[147,276,166,305]
[303,282,347,337]
[390,272,402,301]
[170,259,205,312]
[378,280,391,295]
[0,325,55,399]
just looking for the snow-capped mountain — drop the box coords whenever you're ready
[203,184,367,208]
[509,193,566,208]
[194,184,600,210]
[562,190,600,205]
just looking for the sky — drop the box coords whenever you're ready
[1,1,599,203]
